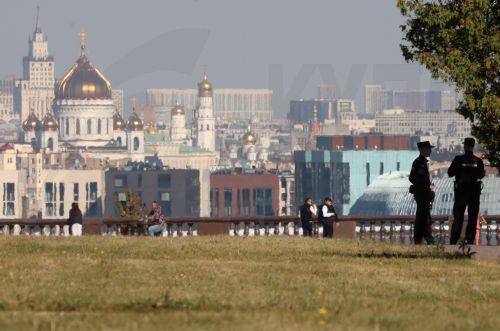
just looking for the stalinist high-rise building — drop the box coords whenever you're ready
[14,6,55,121]
[195,73,216,152]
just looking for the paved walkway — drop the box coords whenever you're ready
[444,245,500,262]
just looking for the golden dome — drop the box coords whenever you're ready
[41,112,58,131]
[197,72,213,97]
[126,111,143,131]
[56,54,112,100]
[22,112,41,131]
[242,126,256,145]
[113,112,126,131]
[171,103,185,116]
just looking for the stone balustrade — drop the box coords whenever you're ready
[0,216,498,246]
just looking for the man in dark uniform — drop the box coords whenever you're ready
[448,138,485,245]
[409,141,435,245]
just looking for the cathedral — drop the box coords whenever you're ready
[20,22,217,164]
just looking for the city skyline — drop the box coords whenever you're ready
[0,0,454,115]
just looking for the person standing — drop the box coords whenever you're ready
[409,141,435,245]
[448,138,485,245]
[147,201,167,237]
[300,197,316,236]
[318,197,338,238]
[68,203,83,236]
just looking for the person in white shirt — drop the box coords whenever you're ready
[318,197,338,238]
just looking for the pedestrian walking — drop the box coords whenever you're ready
[409,141,435,245]
[448,138,485,245]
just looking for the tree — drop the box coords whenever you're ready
[397,0,499,167]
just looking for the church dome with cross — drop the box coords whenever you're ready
[56,29,112,100]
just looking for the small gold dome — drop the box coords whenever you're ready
[197,73,213,97]
[113,112,126,131]
[22,112,41,131]
[171,103,185,116]
[126,112,143,131]
[242,126,256,145]
[41,112,59,131]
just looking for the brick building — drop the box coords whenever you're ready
[210,170,280,217]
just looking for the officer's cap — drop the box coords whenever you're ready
[417,141,435,149]
[464,137,475,147]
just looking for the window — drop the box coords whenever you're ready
[242,189,250,216]
[281,179,287,189]
[366,163,370,186]
[379,162,384,175]
[97,119,101,134]
[87,119,92,134]
[158,174,171,188]
[86,182,99,216]
[2,183,15,216]
[76,119,80,135]
[212,188,219,216]
[59,183,65,216]
[137,174,142,187]
[47,137,53,151]
[45,182,56,216]
[253,188,273,216]
[159,192,171,216]
[65,118,69,135]
[237,189,241,216]
[114,175,128,188]
[397,162,401,171]
[116,136,122,146]
[224,188,232,216]
[73,183,79,202]
[133,137,140,151]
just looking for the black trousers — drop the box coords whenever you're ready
[323,220,334,238]
[450,188,480,245]
[414,195,434,244]
[302,221,313,236]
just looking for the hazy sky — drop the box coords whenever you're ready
[0,0,448,115]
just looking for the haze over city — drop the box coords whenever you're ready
[1,0,449,112]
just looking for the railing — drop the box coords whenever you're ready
[0,216,498,246]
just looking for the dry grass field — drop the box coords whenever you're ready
[0,236,498,330]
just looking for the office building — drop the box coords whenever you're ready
[14,8,55,120]
[364,85,389,115]
[105,166,200,218]
[317,84,336,100]
[147,88,273,122]
[112,89,124,115]
[294,150,415,215]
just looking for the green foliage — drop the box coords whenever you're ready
[398,0,499,166]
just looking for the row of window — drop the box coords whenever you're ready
[114,174,171,189]
[211,188,274,217]
[61,118,110,136]
[44,182,99,217]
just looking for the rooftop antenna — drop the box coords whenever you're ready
[34,5,41,33]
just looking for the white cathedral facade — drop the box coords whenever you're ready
[20,23,217,163]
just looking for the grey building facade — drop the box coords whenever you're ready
[105,168,200,218]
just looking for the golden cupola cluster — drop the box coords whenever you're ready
[41,112,58,131]
[22,111,41,131]
[197,72,213,97]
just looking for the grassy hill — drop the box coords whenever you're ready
[0,237,498,330]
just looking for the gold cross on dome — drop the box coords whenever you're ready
[78,28,88,51]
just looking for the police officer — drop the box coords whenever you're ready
[448,138,485,245]
[409,141,435,245]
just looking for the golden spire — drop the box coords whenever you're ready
[78,28,88,53]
